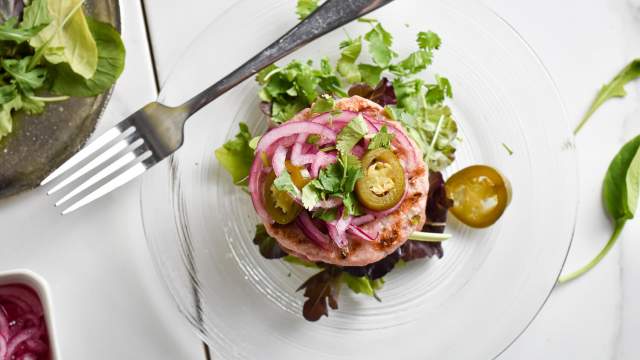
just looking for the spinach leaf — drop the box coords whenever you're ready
[574,59,640,134]
[50,19,125,96]
[559,135,640,282]
[30,0,98,79]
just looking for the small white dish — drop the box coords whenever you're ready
[0,269,59,360]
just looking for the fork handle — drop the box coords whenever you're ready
[182,0,394,115]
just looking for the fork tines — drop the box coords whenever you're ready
[41,120,155,214]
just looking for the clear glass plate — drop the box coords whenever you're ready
[140,0,577,358]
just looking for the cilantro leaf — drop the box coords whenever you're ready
[337,37,362,83]
[368,125,394,150]
[317,163,342,193]
[391,49,432,76]
[425,75,452,105]
[301,180,322,210]
[273,171,301,198]
[364,23,396,68]
[417,31,441,50]
[358,64,384,86]
[296,0,319,20]
[214,123,255,185]
[256,59,343,123]
[336,114,369,156]
[339,154,362,193]
[342,192,363,216]
[310,94,335,114]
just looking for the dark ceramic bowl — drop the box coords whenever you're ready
[0,1,121,198]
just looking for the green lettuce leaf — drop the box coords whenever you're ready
[214,123,254,185]
[30,0,98,79]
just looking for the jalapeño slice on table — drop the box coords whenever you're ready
[445,165,511,228]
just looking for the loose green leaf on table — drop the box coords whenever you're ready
[559,135,640,283]
[574,59,640,134]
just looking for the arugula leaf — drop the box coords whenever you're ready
[310,94,335,114]
[559,135,640,282]
[368,125,394,150]
[0,17,46,43]
[2,57,47,93]
[273,171,301,198]
[0,95,22,140]
[296,0,319,20]
[337,37,362,83]
[575,59,640,134]
[0,84,18,104]
[214,123,254,185]
[50,19,125,96]
[30,0,98,79]
[364,23,396,68]
[253,224,287,259]
[335,114,368,156]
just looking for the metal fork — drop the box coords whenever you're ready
[41,0,394,214]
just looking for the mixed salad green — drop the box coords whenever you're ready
[0,0,125,141]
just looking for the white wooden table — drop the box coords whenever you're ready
[3,0,640,358]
